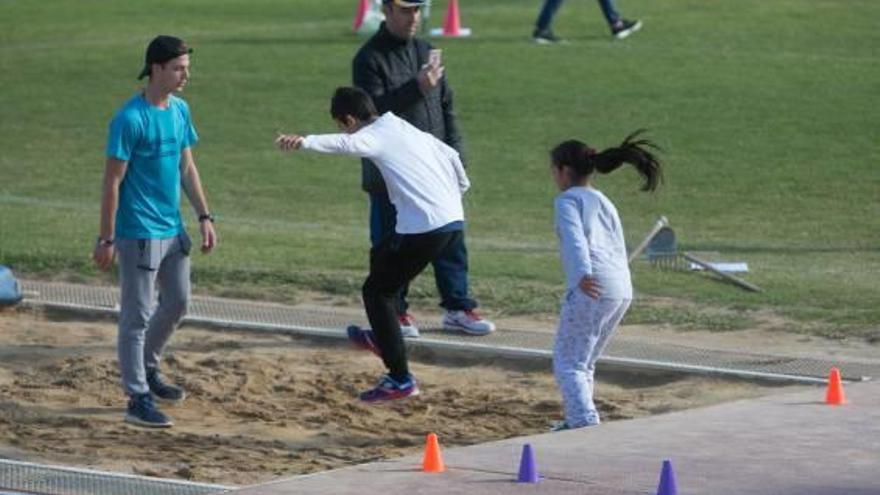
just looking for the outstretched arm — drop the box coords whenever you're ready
[276,131,379,158]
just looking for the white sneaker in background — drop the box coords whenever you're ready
[399,313,420,338]
[442,309,495,336]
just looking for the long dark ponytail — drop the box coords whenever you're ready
[550,130,663,191]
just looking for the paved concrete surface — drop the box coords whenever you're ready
[227,381,879,495]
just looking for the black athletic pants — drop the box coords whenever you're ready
[363,229,462,381]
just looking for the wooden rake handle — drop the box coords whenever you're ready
[628,216,669,264]
[682,252,764,293]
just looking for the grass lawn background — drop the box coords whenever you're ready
[1,0,877,339]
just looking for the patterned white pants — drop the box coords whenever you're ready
[553,289,631,428]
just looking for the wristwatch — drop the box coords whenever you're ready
[198,213,215,223]
[96,237,114,247]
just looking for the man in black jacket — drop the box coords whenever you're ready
[353,0,494,338]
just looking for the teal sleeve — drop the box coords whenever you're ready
[106,113,138,161]
[181,102,198,148]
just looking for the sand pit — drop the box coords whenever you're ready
[0,308,783,486]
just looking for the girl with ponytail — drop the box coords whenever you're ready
[548,130,662,431]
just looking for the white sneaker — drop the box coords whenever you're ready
[399,313,420,338]
[442,310,495,336]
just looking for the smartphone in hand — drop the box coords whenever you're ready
[429,48,443,67]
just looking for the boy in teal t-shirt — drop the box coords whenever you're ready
[93,35,218,429]
[107,93,199,239]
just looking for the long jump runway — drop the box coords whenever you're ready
[227,380,880,495]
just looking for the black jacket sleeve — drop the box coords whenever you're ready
[439,75,464,164]
[353,52,424,114]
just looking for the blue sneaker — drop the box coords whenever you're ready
[359,374,420,404]
[124,393,173,428]
[347,325,382,357]
[146,367,186,404]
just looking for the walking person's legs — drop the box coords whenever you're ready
[434,232,495,335]
[116,238,172,427]
[598,0,642,39]
[536,0,565,31]
[432,233,475,312]
[117,240,158,397]
[533,0,566,43]
[144,234,191,403]
[596,0,621,26]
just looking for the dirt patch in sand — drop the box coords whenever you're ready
[0,307,791,486]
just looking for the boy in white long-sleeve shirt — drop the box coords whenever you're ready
[548,131,662,430]
[276,87,470,403]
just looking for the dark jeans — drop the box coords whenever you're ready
[364,230,462,381]
[369,192,477,314]
[535,0,620,30]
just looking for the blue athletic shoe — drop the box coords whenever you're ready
[359,374,420,404]
[347,325,382,357]
[124,393,173,428]
[146,367,186,404]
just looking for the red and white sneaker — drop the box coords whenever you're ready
[442,309,496,336]
[359,374,420,404]
[398,313,420,338]
[347,325,382,357]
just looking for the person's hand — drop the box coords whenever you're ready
[275,133,304,151]
[200,220,218,254]
[417,63,444,94]
[578,275,601,299]
[92,242,115,271]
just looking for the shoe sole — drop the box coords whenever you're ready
[613,21,642,39]
[443,322,495,336]
[533,38,570,45]
[153,393,186,405]
[360,388,421,405]
[124,414,173,428]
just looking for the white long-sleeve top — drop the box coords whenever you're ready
[301,112,470,235]
[554,186,633,300]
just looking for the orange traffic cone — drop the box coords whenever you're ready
[422,433,446,472]
[353,0,370,31]
[825,367,847,405]
[431,0,472,37]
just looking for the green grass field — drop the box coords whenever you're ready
[1,0,878,339]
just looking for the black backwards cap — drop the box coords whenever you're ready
[137,35,192,80]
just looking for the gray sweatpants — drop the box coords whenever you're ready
[116,234,191,396]
[553,289,631,428]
